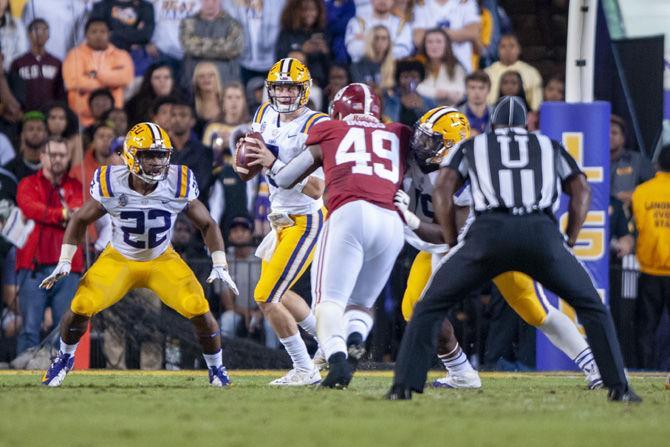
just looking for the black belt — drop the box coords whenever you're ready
[475,207,548,217]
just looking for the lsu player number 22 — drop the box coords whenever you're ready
[40,122,237,388]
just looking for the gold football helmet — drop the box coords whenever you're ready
[265,58,312,113]
[411,107,471,173]
[122,122,172,184]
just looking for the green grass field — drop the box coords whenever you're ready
[0,370,668,447]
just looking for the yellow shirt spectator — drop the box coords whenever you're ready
[632,171,670,276]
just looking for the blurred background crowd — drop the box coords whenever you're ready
[0,0,666,373]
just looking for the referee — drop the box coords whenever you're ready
[388,96,639,402]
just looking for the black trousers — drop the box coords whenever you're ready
[393,212,628,392]
[635,273,670,369]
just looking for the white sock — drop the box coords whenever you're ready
[297,313,318,339]
[538,310,601,381]
[279,333,313,372]
[345,309,374,341]
[60,339,79,356]
[438,344,474,374]
[315,301,346,361]
[203,350,223,369]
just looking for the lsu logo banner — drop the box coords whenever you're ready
[537,101,611,371]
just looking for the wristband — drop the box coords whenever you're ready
[269,159,286,176]
[59,244,77,263]
[405,211,420,231]
[211,250,228,267]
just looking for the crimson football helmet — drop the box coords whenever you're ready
[328,83,381,120]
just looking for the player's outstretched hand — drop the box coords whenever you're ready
[394,190,420,230]
[39,261,72,289]
[246,138,276,169]
[207,265,240,296]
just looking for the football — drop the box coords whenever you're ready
[234,131,264,181]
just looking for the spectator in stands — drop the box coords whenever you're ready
[44,102,82,166]
[245,76,266,116]
[610,114,654,206]
[0,60,22,126]
[631,144,670,369]
[323,63,351,109]
[90,0,155,76]
[103,108,129,138]
[180,0,244,89]
[225,0,287,85]
[325,0,356,63]
[345,0,412,63]
[496,70,530,111]
[412,0,480,73]
[485,34,543,110]
[9,18,65,113]
[458,70,492,136]
[4,111,47,181]
[147,0,200,75]
[350,25,395,94]
[471,0,495,70]
[202,82,250,154]
[168,98,214,204]
[527,73,565,131]
[70,121,118,200]
[191,61,224,137]
[125,62,178,126]
[220,216,277,348]
[15,137,83,355]
[383,58,437,125]
[416,28,466,106]
[62,17,134,126]
[22,0,89,61]
[0,0,28,71]
[84,88,115,139]
[276,0,329,87]
[149,95,177,130]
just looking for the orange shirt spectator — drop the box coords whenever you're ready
[62,18,134,126]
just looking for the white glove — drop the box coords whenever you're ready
[39,261,72,290]
[207,251,239,295]
[394,190,420,230]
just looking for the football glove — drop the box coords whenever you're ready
[39,261,72,290]
[394,190,420,230]
[207,251,239,295]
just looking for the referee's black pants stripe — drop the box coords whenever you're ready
[393,214,628,392]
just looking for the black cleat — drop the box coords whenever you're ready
[607,385,642,403]
[385,384,413,400]
[320,352,353,389]
[346,332,365,372]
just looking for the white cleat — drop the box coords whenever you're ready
[584,365,603,390]
[432,370,482,389]
[312,348,328,371]
[269,368,321,386]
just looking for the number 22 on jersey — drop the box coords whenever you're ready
[335,128,400,183]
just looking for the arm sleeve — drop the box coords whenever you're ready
[269,150,317,189]
[62,50,102,92]
[96,50,134,88]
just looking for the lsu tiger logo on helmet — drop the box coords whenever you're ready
[411,107,470,173]
[122,122,173,184]
[265,58,312,113]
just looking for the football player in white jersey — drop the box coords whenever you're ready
[395,107,602,389]
[243,58,328,385]
[40,122,238,387]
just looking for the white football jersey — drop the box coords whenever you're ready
[251,102,327,215]
[90,164,198,261]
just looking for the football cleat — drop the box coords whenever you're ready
[312,348,328,371]
[320,353,353,389]
[607,385,642,403]
[208,366,231,387]
[346,332,365,372]
[385,384,413,400]
[432,370,482,389]
[42,352,74,387]
[269,367,321,386]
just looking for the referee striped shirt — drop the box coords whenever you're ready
[441,127,583,214]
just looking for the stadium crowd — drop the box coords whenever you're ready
[0,0,666,372]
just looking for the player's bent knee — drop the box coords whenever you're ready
[70,295,97,317]
[179,295,210,319]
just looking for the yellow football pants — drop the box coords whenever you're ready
[70,245,210,319]
[254,209,325,303]
[401,251,548,326]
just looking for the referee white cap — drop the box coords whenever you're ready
[491,96,527,127]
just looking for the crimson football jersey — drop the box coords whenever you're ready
[305,117,411,213]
